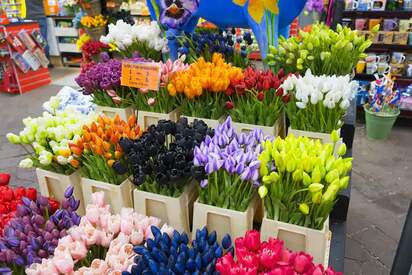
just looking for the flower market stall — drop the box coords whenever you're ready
[0,0,380,273]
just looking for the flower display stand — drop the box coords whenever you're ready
[95,106,135,121]
[192,196,257,242]
[232,113,286,138]
[36,168,84,215]
[81,177,133,214]
[287,127,341,144]
[137,109,180,131]
[182,116,222,129]
[260,215,331,266]
[133,184,197,234]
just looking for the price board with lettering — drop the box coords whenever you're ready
[121,61,161,91]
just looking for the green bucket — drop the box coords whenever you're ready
[364,106,400,140]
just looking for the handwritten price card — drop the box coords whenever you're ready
[121,61,161,91]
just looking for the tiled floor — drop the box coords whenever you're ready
[0,67,411,274]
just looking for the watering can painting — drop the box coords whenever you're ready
[146,0,307,60]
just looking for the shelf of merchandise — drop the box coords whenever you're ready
[355,73,412,85]
[367,44,412,52]
[342,10,412,18]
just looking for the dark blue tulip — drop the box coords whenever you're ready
[161,232,171,246]
[148,259,159,273]
[192,271,200,275]
[133,258,146,274]
[122,272,131,275]
[177,251,187,264]
[207,231,217,245]
[214,246,223,258]
[151,226,161,239]
[146,239,156,251]
[170,246,178,258]
[221,234,232,250]
[188,247,196,259]
[195,253,202,270]
[142,270,153,275]
[167,254,176,268]
[160,242,170,255]
[186,258,196,272]
[228,246,234,256]
[172,230,181,246]
[134,255,141,264]
[200,227,208,240]
[154,234,161,246]
[181,232,189,245]
[174,262,185,274]
[179,243,189,256]
[152,247,168,264]
[143,253,153,263]
[202,251,212,266]
[195,229,201,242]
[64,186,74,198]
[198,239,206,252]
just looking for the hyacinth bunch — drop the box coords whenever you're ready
[216,230,342,275]
[7,106,96,174]
[176,29,253,68]
[26,192,174,274]
[226,67,288,126]
[167,53,243,119]
[281,70,357,133]
[100,20,166,61]
[0,186,80,274]
[126,226,233,274]
[117,118,214,197]
[266,23,373,76]
[70,114,142,185]
[75,55,148,107]
[258,134,352,230]
[193,117,267,211]
[130,59,188,114]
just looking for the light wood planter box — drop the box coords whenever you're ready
[182,116,223,129]
[192,196,257,242]
[95,105,136,121]
[36,168,84,215]
[81,177,133,214]
[133,183,197,234]
[260,214,331,266]
[137,109,180,130]
[232,113,286,138]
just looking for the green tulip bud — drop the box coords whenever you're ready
[340,176,350,190]
[286,156,296,173]
[330,130,340,144]
[312,192,322,204]
[312,166,321,183]
[6,133,21,144]
[337,143,347,157]
[307,55,314,60]
[345,161,352,173]
[258,186,268,198]
[309,183,324,193]
[19,158,33,169]
[303,172,312,186]
[292,169,303,182]
[307,42,313,50]
[322,184,340,203]
[325,169,339,184]
[320,166,326,178]
[260,165,269,177]
[302,157,313,173]
[299,203,310,215]
[325,156,335,171]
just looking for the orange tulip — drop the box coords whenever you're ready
[114,114,121,125]
[102,141,111,151]
[70,159,80,168]
[69,145,83,156]
[107,159,115,167]
[83,131,91,142]
[114,150,122,160]
[97,127,104,138]
[128,115,137,127]
[90,122,98,133]
[104,152,112,159]
[92,144,103,155]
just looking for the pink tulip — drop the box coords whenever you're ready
[25,263,41,275]
[120,219,134,235]
[325,267,343,275]
[235,236,245,248]
[244,230,261,251]
[69,226,85,242]
[100,231,114,248]
[99,212,111,230]
[85,205,100,224]
[130,229,144,245]
[84,225,99,246]
[310,264,325,275]
[108,215,121,234]
[269,266,294,275]
[71,240,88,260]
[53,252,74,273]
[91,191,105,207]
[90,258,108,273]
[293,252,314,273]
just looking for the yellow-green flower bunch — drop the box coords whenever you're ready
[258,133,352,230]
[266,23,375,76]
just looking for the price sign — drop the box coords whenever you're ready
[121,61,161,91]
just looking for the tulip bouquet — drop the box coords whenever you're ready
[258,134,352,230]
[26,192,173,274]
[0,174,38,235]
[117,118,213,197]
[80,14,107,29]
[7,107,96,174]
[176,29,253,68]
[281,69,358,133]
[216,230,342,275]
[130,59,188,114]
[100,20,166,61]
[226,67,288,126]
[71,114,142,185]
[75,55,147,108]
[80,40,109,62]
[0,186,80,274]
[126,226,233,274]
[193,117,267,211]
[167,53,243,119]
[266,23,373,76]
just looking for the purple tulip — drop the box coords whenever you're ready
[200,179,208,188]
[64,185,74,198]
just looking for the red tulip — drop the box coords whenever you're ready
[26,188,37,201]
[269,266,294,275]
[235,236,245,248]
[0,205,7,214]
[293,252,314,273]
[13,187,26,200]
[239,264,258,275]
[226,101,234,109]
[244,230,260,251]
[226,86,235,96]
[260,239,283,269]
[237,250,259,269]
[263,79,271,91]
[280,249,296,265]
[275,88,284,97]
[325,267,342,275]
[0,173,10,186]
[282,95,290,103]
[278,68,285,78]
[3,189,13,201]
[235,83,246,95]
[257,92,264,102]
[310,264,325,275]
[48,199,59,213]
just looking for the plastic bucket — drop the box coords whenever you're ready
[364,106,400,140]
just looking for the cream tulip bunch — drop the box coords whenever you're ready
[7,104,96,174]
[100,20,167,61]
[281,69,358,133]
[258,134,352,230]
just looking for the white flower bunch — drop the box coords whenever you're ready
[100,20,167,54]
[63,0,78,8]
[281,69,358,133]
[282,69,357,110]
[7,108,97,172]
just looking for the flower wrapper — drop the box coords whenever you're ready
[118,118,214,197]
[367,74,401,114]
[193,117,269,212]
[258,134,352,230]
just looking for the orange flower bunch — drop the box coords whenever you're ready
[69,114,141,168]
[167,53,243,99]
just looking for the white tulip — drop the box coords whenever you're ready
[19,158,33,168]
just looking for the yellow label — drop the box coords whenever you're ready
[121,61,161,91]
